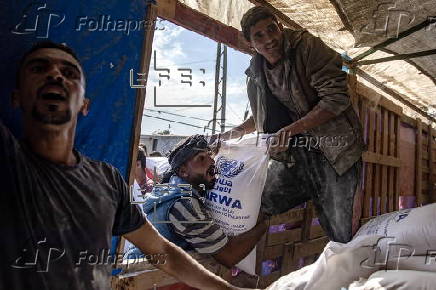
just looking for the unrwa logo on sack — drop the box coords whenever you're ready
[216,156,244,178]
[395,209,412,222]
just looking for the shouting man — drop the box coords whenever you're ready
[0,41,247,290]
[128,135,267,269]
[218,7,365,243]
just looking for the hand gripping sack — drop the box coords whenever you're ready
[205,134,269,275]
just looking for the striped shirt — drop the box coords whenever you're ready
[168,194,228,254]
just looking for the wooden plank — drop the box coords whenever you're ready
[267,228,302,246]
[373,107,382,215]
[255,223,268,275]
[381,109,389,214]
[269,208,305,225]
[262,244,284,260]
[359,97,367,127]
[416,119,424,205]
[281,243,297,275]
[363,109,376,217]
[395,113,401,210]
[429,125,435,203]
[115,2,158,275]
[356,84,403,116]
[293,237,329,258]
[368,109,376,152]
[422,182,428,191]
[388,112,395,212]
[157,0,176,19]
[401,114,417,128]
[309,225,325,239]
[362,151,401,167]
[301,202,314,242]
[161,1,252,54]
[423,150,429,160]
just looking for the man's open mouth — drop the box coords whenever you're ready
[38,83,68,101]
[40,92,67,101]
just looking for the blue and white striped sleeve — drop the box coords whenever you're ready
[168,197,228,254]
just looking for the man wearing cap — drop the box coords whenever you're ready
[217,7,365,243]
[129,135,267,269]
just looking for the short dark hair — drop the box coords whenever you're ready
[16,41,82,88]
[137,146,147,169]
[240,6,279,41]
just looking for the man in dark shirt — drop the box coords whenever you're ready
[0,41,242,290]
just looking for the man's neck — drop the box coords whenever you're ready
[24,122,78,166]
[265,56,283,68]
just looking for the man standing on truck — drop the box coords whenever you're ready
[0,41,250,290]
[216,6,365,243]
[128,134,268,269]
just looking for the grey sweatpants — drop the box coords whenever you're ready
[261,146,362,243]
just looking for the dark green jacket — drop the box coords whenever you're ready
[245,29,366,175]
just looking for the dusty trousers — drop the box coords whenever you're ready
[261,145,362,243]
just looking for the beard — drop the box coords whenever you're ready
[189,173,216,190]
[32,105,72,125]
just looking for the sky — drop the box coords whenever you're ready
[140,19,252,136]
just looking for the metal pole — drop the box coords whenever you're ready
[220,45,227,133]
[212,43,222,134]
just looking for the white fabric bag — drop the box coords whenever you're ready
[354,203,436,257]
[145,156,170,178]
[205,134,270,275]
[266,235,384,290]
[349,270,436,290]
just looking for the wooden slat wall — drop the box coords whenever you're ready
[401,116,436,204]
[418,123,436,204]
[255,204,329,288]
[355,79,402,219]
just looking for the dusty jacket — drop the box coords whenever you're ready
[245,29,366,175]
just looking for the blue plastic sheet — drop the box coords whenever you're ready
[0,0,148,177]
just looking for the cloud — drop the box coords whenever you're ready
[141,19,251,135]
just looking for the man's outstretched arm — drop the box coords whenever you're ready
[124,219,238,290]
[216,116,256,141]
[212,219,268,268]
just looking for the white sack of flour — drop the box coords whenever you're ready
[354,203,436,257]
[205,134,270,275]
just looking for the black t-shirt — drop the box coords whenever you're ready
[0,120,145,290]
